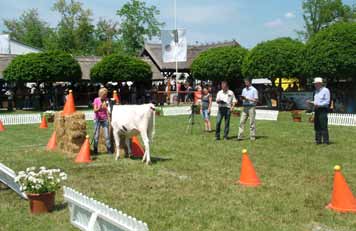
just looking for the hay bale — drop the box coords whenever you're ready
[54,111,86,155]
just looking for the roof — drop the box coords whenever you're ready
[76,56,102,80]
[141,40,240,72]
[0,54,16,79]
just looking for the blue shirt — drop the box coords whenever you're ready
[314,87,330,107]
[242,86,258,106]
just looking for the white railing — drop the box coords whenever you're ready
[0,163,27,199]
[328,113,356,126]
[162,104,279,121]
[84,111,94,121]
[162,106,191,116]
[0,113,41,125]
[0,111,94,126]
[63,187,149,231]
[255,110,279,121]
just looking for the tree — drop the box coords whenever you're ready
[298,0,355,40]
[51,0,95,54]
[117,0,164,55]
[90,54,152,83]
[3,51,82,82]
[242,38,304,81]
[191,46,248,81]
[304,22,356,81]
[94,19,123,56]
[2,9,51,49]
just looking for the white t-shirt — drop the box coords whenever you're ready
[216,90,237,108]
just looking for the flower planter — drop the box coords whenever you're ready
[293,117,302,122]
[309,116,314,123]
[232,111,241,117]
[27,192,55,214]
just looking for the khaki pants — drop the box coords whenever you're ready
[238,106,256,139]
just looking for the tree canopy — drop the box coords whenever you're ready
[2,0,163,56]
[117,0,164,55]
[3,9,51,49]
[299,0,356,40]
[304,22,356,80]
[191,46,248,81]
[242,38,305,80]
[90,54,152,83]
[3,51,82,82]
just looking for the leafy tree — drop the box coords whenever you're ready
[2,9,51,48]
[94,19,122,56]
[51,0,95,54]
[90,54,152,83]
[191,46,248,81]
[304,22,356,81]
[116,0,164,55]
[298,0,355,40]
[242,38,304,81]
[3,51,81,82]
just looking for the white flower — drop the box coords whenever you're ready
[39,166,46,171]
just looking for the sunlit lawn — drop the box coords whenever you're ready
[1,112,356,231]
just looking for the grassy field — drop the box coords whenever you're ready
[1,112,356,231]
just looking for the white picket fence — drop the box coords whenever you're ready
[328,113,356,126]
[63,186,149,231]
[162,104,279,121]
[0,113,41,125]
[0,163,27,199]
[255,110,279,121]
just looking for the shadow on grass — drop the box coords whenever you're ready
[226,135,268,140]
[129,156,172,164]
[53,202,68,212]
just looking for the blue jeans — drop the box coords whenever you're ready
[93,120,112,153]
[215,107,231,139]
[201,109,210,120]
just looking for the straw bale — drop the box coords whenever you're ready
[54,111,87,155]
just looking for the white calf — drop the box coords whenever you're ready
[111,103,155,164]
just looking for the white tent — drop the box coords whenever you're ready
[252,78,272,85]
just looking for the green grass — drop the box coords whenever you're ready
[1,112,356,231]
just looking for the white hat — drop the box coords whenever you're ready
[313,77,323,84]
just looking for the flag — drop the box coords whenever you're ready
[161,29,187,63]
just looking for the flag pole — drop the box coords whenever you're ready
[174,0,179,81]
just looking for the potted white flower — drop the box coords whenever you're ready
[15,166,67,214]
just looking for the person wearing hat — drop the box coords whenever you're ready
[237,78,259,141]
[307,77,330,144]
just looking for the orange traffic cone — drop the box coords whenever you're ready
[62,90,76,116]
[46,131,57,151]
[0,120,5,132]
[39,116,48,129]
[237,149,261,187]
[75,135,92,163]
[131,136,144,158]
[326,165,356,212]
[113,90,120,104]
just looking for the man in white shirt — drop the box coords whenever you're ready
[238,79,259,141]
[215,81,237,140]
[307,77,330,144]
